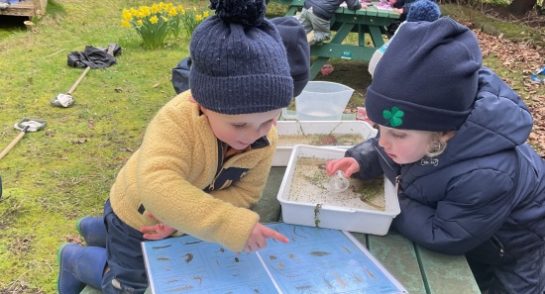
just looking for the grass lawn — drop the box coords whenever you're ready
[0,0,207,292]
[0,0,544,293]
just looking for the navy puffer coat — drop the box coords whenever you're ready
[347,68,545,293]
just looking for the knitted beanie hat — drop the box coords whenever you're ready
[189,0,293,114]
[366,17,482,131]
[407,0,441,22]
[270,16,310,97]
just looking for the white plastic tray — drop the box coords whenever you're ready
[272,120,377,166]
[277,145,400,235]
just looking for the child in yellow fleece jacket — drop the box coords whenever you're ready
[57,0,304,292]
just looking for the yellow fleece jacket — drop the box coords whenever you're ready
[109,91,277,252]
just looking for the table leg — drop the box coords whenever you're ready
[368,25,386,48]
[309,23,354,79]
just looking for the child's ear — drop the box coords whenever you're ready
[441,131,456,142]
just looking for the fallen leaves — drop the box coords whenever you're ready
[471,26,545,156]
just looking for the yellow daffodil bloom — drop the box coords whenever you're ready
[167,8,177,17]
[120,20,131,28]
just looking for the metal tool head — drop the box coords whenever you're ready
[14,118,47,132]
[51,93,75,108]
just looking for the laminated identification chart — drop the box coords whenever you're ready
[142,223,407,293]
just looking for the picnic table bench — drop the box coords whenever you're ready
[81,166,480,294]
[0,0,46,17]
[284,0,400,79]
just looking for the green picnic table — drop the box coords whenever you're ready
[285,0,400,79]
[81,167,480,294]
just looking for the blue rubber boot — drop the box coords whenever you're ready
[76,216,107,248]
[57,243,107,293]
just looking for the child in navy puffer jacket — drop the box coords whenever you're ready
[327,17,545,293]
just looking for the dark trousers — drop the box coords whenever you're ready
[468,241,545,294]
[101,200,148,293]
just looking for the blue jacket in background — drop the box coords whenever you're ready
[303,0,361,20]
[347,67,545,292]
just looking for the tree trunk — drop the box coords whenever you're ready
[508,0,536,15]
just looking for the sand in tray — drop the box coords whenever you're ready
[288,157,385,211]
[278,133,364,147]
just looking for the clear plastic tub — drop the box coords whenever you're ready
[282,81,354,121]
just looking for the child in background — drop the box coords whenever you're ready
[327,17,545,293]
[299,0,361,45]
[387,0,407,15]
[57,0,297,292]
[368,0,441,77]
[384,0,420,36]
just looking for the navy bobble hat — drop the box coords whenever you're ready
[189,0,293,114]
[366,17,482,131]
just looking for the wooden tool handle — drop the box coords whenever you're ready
[0,131,26,160]
[67,66,91,95]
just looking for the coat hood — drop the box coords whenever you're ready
[436,67,533,165]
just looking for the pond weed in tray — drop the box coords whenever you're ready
[288,156,386,211]
[277,145,400,235]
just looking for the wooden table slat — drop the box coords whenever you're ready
[367,233,427,293]
[417,246,481,294]
[252,167,285,223]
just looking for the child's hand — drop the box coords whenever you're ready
[326,157,360,177]
[243,223,289,252]
[140,212,177,240]
[141,223,177,240]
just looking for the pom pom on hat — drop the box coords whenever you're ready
[365,18,482,131]
[209,0,265,27]
[190,0,293,114]
[407,0,441,22]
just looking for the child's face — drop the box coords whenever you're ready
[377,125,435,164]
[201,107,282,151]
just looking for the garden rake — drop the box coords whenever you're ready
[0,118,46,160]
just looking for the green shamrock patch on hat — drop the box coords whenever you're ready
[383,106,404,127]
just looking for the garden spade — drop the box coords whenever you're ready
[0,118,46,160]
